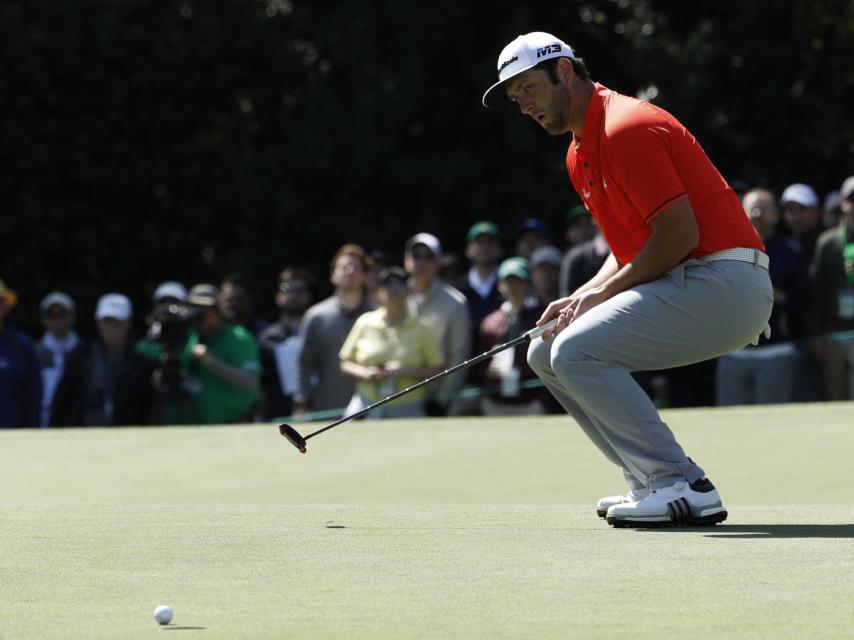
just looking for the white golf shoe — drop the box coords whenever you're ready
[596,488,650,518]
[605,478,727,527]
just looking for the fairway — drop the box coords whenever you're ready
[2,403,854,639]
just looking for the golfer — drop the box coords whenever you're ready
[483,32,772,527]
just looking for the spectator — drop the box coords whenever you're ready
[716,189,811,405]
[295,244,374,416]
[366,250,392,308]
[152,281,187,305]
[136,280,188,357]
[35,292,80,427]
[258,268,315,420]
[823,190,843,230]
[339,267,444,418]
[810,175,854,400]
[462,221,504,349]
[183,284,261,423]
[476,258,548,416]
[219,272,269,337]
[563,204,597,250]
[529,245,562,306]
[404,233,471,415]
[515,217,550,259]
[781,183,823,262]
[438,252,467,292]
[559,223,609,297]
[51,294,151,426]
[0,278,41,427]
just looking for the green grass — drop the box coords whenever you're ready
[2,403,854,639]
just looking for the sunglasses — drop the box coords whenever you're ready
[410,252,436,261]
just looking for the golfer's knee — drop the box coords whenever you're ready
[549,333,588,374]
[526,338,552,375]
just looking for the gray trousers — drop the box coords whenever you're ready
[527,258,773,491]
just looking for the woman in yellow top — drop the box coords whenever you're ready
[339,267,445,418]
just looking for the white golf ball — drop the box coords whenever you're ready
[153,605,173,625]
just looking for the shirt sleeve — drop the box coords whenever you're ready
[448,300,472,366]
[420,322,445,368]
[338,315,364,363]
[608,121,689,223]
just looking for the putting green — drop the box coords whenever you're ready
[2,403,853,639]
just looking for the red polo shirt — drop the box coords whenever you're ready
[567,84,763,266]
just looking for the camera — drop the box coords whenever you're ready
[145,303,202,422]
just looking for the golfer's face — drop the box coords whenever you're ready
[505,69,570,135]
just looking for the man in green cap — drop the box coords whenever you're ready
[183,284,261,423]
[476,257,548,416]
[462,221,505,351]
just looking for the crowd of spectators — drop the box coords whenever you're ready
[1,176,852,428]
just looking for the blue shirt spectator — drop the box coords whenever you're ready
[0,279,42,427]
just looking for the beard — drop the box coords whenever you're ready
[540,84,573,135]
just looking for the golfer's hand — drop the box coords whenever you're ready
[538,288,610,339]
[569,287,610,322]
[537,295,574,340]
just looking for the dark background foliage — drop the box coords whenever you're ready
[2,0,852,335]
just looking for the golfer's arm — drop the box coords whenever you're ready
[572,253,620,296]
[599,199,699,298]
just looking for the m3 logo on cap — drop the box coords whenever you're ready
[498,55,518,72]
[536,44,562,58]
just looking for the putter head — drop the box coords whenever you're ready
[279,423,307,453]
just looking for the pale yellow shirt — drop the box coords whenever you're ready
[339,309,445,403]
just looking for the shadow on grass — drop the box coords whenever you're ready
[639,524,854,539]
[163,626,206,631]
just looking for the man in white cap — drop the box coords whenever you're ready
[52,293,153,426]
[781,182,822,262]
[153,281,187,305]
[404,232,471,415]
[483,32,772,527]
[36,291,80,426]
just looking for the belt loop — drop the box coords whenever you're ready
[753,249,759,267]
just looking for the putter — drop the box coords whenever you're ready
[279,317,559,453]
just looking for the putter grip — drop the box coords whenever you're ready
[526,318,559,340]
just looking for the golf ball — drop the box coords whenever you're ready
[153,605,173,625]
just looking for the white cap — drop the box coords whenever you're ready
[781,183,819,208]
[95,293,133,321]
[40,291,75,314]
[840,175,854,202]
[405,232,443,257]
[482,32,575,107]
[153,281,187,303]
